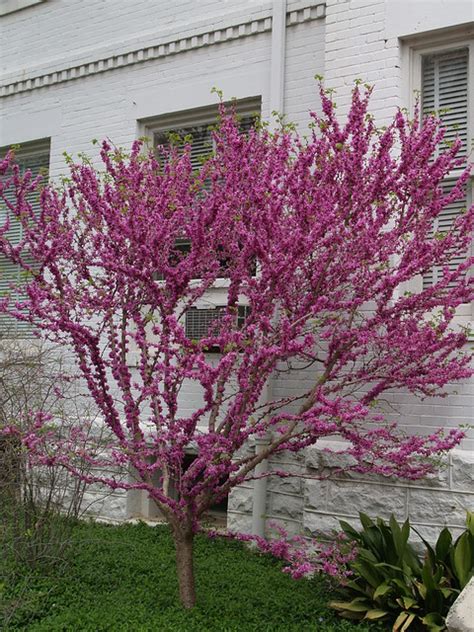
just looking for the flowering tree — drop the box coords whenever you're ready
[0,87,473,608]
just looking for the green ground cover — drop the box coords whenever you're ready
[1,521,381,631]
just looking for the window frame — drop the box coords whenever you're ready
[143,97,261,290]
[0,138,51,337]
[405,31,474,319]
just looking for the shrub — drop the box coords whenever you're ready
[329,512,474,631]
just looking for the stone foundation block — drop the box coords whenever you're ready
[408,489,473,526]
[228,486,253,514]
[446,577,474,632]
[326,481,407,520]
[270,491,303,520]
[451,450,474,491]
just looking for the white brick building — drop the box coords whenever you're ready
[0,0,473,541]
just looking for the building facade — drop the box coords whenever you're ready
[1,0,473,541]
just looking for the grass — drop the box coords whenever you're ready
[1,520,382,631]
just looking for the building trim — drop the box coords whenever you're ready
[0,1,326,98]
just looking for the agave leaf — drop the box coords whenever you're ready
[340,610,365,620]
[412,525,437,568]
[422,612,446,632]
[412,580,426,601]
[453,532,473,588]
[339,520,361,541]
[353,560,382,588]
[329,598,370,613]
[389,515,404,555]
[400,612,416,631]
[345,579,370,596]
[364,608,388,620]
[440,586,458,599]
[393,578,412,595]
[359,512,375,530]
[393,611,409,631]
[399,596,418,610]
[373,581,391,600]
[466,511,474,536]
[435,527,452,563]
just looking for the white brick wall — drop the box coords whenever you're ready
[1,0,472,534]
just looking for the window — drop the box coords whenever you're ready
[151,97,261,172]
[415,42,473,290]
[146,98,261,283]
[422,49,469,154]
[185,305,250,351]
[0,139,50,336]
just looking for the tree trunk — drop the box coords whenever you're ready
[172,524,196,609]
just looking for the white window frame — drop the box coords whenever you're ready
[0,138,50,337]
[403,29,474,324]
[141,97,261,292]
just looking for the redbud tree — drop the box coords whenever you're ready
[0,87,473,608]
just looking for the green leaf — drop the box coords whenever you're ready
[400,613,416,631]
[435,527,452,562]
[393,611,409,631]
[329,598,370,613]
[352,560,382,588]
[339,520,360,541]
[373,582,391,600]
[453,532,473,588]
[359,512,375,530]
[466,511,474,537]
[422,612,446,632]
[364,609,388,620]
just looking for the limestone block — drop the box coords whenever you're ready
[270,449,305,465]
[226,511,253,534]
[305,442,357,472]
[326,481,407,520]
[270,491,303,520]
[451,450,474,492]
[414,463,450,489]
[304,479,330,512]
[266,519,302,538]
[268,475,302,495]
[410,524,464,548]
[446,577,474,632]
[302,510,341,537]
[82,490,128,522]
[408,489,473,526]
[228,486,253,514]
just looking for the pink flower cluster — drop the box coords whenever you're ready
[206,524,357,581]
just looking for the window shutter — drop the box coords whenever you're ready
[422,180,470,289]
[0,146,49,336]
[422,49,469,153]
[155,115,256,172]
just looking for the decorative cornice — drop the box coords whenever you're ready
[0,2,325,98]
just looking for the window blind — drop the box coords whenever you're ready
[422,48,469,153]
[0,145,50,336]
[422,180,470,289]
[421,49,470,289]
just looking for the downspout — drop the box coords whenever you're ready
[251,0,287,538]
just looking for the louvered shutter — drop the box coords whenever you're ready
[155,115,256,172]
[422,49,469,153]
[0,148,49,336]
[422,180,470,289]
[421,49,471,289]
